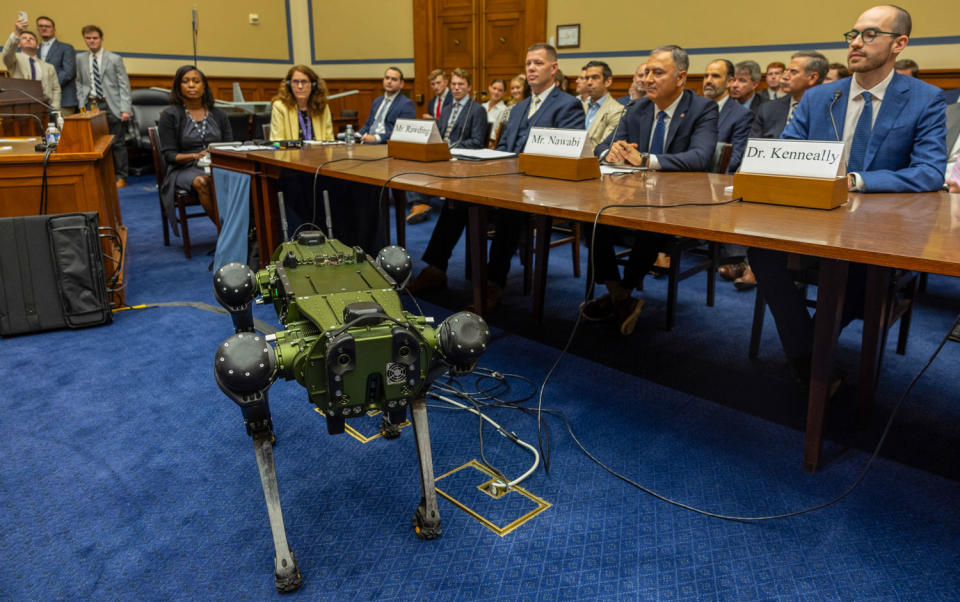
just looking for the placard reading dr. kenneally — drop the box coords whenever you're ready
[390,119,443,144]
[523,127,591,158]
[739,138,845,179]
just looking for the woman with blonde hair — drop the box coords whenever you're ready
[269,64,334,141]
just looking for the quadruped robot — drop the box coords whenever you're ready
[212,231,490,592]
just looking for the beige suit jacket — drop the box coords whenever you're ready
[585,94,625,153]
[2,32,61,110]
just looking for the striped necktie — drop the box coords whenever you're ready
[93,54,104,98]
[527,96,541,119]
[444,101,461,143]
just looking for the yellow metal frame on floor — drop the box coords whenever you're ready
[313,408,410,443]
[434,459,551,537]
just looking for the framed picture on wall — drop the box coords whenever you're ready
[556,24,580,49]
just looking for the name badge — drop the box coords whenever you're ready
[740,138,845,178]
[390,119,443,144]
[523,127,591,158]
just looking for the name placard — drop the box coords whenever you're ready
[523,127,590,158]
[390,119,442,144]
[739,138,845,179]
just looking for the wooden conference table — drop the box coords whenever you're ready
[211,143,960,472]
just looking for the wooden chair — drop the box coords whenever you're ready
[147,126,219,259]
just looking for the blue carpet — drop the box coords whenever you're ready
[1,175,959,599]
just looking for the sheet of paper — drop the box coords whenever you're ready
[450,148,516,160]
[600,164,646,175]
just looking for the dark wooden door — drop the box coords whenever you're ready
[413,0,546,105]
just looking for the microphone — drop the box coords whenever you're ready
[0,112,44,133]
[601,97,636,164]
[192,8,198,32]
[829,90,842,142]
[0,86,63,130]
[450,100,474,150]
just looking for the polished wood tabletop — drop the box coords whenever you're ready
[214,144,960,278]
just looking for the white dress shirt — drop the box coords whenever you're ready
[843,68,895,190]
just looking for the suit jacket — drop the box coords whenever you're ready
[585,94,626,153]
[595,89,718,172]
[438,98,488,149]
[761,88,784,101]
[741,93,765,114]
[496,85,585,153]
[718,97,753,172]
[946,103,960,178]
[782,73,947,192]
[75,49,132,116]
[358,93,416,143]
[944,88,960,104]
[269,100,334,142]
[41,39,76,108]
[427,90,452,119]
[750,95,791,139]
[2,33,61,110]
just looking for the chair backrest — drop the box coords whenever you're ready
[711,142,733,174]
[146,126,167,188]
[262,123,270,140]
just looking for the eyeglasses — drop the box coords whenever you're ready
[290,80,311,87]
[843,28,903,44]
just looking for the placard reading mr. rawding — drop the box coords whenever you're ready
[739,138,845,179]
[390,119,442,144]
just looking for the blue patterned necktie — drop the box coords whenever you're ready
[650,110,666,155]
[93,54,104,98]
[847,91,872,173]
[29,57,36,80]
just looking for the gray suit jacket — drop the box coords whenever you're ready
[75,49,132,116]
[41,39,77,108]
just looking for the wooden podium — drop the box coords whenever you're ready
[0,111,127,305]
[0,79,48,136]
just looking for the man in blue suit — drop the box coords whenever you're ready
[478,43,584,309]
[702,58,753,173]
[35,16,76,113]
[359,67,416,144]
[749,4,947,380]
[583,45,719,335]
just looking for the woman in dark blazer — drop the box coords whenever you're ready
[157,65,232,234]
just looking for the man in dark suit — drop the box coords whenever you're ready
[730,60,766,114]
[583,45,719,335]
[478,43,584,308]
[702,58,753,173]
[408,69,454,223]
[751,51,829,139]
[618,63,647,106]
[359,66,416,144]
[35,16,76,113]
[75,25,132,186]
[749,5,947,379]
[944,89,960,104]
[405,68,491,293]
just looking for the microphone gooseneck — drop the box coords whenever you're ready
[829,90,843,142]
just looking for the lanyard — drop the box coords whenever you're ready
[298,109,312,141]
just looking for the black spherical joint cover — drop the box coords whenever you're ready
[437,311,490,374]
[214,332,277,406]
[376,245,413,289]
[213,263,258,310]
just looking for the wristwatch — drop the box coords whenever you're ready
[640,152,650,169]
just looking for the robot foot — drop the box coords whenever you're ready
[274,555,302,593]
[379,409,406,439]
[413,502,442,540]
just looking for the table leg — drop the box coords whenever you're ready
[532,214,553,323]
[858,265,893,423]
[467,205,489,315]
[255,170,278,268]
[804,258,848,472]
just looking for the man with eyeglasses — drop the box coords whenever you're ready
[748,4,947,388]
[35,16,76,114]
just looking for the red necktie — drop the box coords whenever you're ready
[435,95,442,119]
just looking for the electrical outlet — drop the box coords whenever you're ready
[249,14,259,25]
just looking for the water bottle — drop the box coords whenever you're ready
[344,124,355,148]
[44,121,61,146]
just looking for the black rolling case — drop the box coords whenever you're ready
[0,212,113,336]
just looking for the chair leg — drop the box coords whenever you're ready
[177,196,192,259]
[571,222,581,278]
[522,218,533,296]
[896,273,920,355]
[160,200,170,247]
[664,246,682,330]
[706,241,718,307]
[393,189,406,248]
[918,272,928,294]
[749,288,766,359]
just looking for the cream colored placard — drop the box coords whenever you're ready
[740,138,845,178]
[523,128,590,158]
[390,119,442,143]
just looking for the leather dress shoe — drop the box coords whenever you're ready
[580,294,616,321]
[734,265,757,291]
[718,262,746,281]
[406,265,447,295]
[406,203,432,224]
